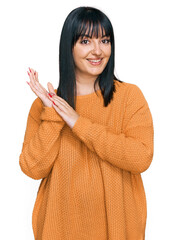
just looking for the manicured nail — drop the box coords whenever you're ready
[48,93,52,98]
[34,71,36,75]
[26,81,29,85]
[27,71,30,76]
[53,101,55,105]
[29,68,31,73]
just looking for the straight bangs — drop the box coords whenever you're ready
[72,13,113,46]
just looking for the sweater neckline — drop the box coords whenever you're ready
[54,88,101,100]
[76,89,101,99]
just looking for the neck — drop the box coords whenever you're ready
[75,72,100,93]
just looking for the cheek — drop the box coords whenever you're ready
[104,48,111,65]
[106,46,111,57]
[73,45,89,60]
[72,51,87,69]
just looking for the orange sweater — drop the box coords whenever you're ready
[19,80,154,240]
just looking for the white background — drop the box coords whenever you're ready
[0,0,172,239]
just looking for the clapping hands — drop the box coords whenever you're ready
[27,67,55,107]
[27,67,79,129]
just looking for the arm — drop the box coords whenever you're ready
[71,84,154,174]
[19,97,65,180]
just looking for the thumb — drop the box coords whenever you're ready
[47,82,55,95]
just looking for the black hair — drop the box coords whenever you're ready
[57,6,123,108]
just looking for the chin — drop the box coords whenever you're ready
[89,69,104,76]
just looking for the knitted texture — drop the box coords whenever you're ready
[19,80,154,240]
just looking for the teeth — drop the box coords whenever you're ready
[88,59,102,62]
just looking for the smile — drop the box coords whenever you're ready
[87,58,103,65]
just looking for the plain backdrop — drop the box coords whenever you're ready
[0,0,172,239]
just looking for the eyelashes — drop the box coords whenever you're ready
[80,39,111,45]
[80,39,88,44]
[102,39,111,44]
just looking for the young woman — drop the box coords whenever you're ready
[19,6,154,240]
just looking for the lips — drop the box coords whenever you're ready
[87,58,103,62]
[86,58,103,66]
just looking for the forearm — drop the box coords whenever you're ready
[19,119,64,179]
[72,115,153,174]
[19,104,65,180]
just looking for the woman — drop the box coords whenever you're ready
[19,6,154,240]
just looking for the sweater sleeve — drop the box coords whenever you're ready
[71,84,154,174]
[19,97,65,180]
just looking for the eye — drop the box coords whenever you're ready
[102,39,111,44]
[80,39,89,44]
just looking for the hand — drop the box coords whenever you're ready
[27,67,55,107]
[47,94,80,129]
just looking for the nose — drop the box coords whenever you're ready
[91,41,102,55]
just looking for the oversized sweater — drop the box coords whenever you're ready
[19,80,154,240]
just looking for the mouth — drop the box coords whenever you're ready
[87,58,103,66]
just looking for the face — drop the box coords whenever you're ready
[72,27,111,79]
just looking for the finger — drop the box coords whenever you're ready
[27,71,33,84]
[29,68,35,76]
[29,80,48,101]
[38,82,50,95]
[51,98,69,114]
[47,95,62,105]
[27,70,50,100]
[29,68,36,86]
[52,102,63,115]
[52,102,68,123]
[51,98,63,110]
[29,68,36,82]
[51,95,68,108]
[34,81,46,94]
[27,71,45,95]
[27,79,39,95]
[35,71,39,82]
[28,71,42,94]
[29,70,43,93]
[47,82,55,95]
[31,68,38,85]
[29,71,50,95]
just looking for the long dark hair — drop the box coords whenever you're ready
[57,6,123,108]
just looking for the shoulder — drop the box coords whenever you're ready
[126,82,148,106]
[113,80,150,112]
[115,80,146,100]
[114,79,141,92]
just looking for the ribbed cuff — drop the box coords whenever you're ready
[40,106,63,122]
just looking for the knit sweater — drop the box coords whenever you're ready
[19,80,154,240]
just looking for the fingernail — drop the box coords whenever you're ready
[29,68,31,73]
[27,71,30,76]
[48,93,52,98]
[53,101,55,105]
[34,71,36,75]
[26,81,29,85]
